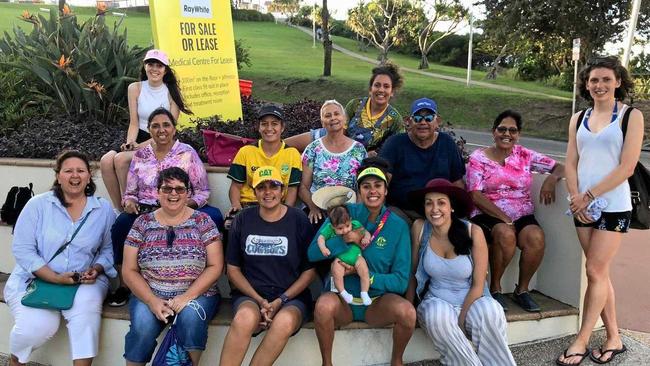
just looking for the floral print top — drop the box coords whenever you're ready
[125,211,221,298]
[302,138,367,192]
[123,140,210,207]
[466,144,556,220]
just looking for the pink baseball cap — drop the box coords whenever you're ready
[144,49,169,66]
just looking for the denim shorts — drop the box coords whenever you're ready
[123,293,220,363]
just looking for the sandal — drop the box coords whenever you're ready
[589,344,627,364]
[555,348,590,366]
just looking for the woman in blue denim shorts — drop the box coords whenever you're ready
[122,167,223,365]
[559,56,645,366]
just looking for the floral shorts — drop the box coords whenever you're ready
[574,211,632,233]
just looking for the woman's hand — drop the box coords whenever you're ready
[56,272,81,285]
[147,297,174,322]
[123,199,139,215]
[167,294,192,313]
[258,299,274,328]
[307,206,323,224]
[80,266,102,284]
[457,310,468,334]
[574,208,595,224]
[120,141,138,152]
[539,176,558,205]
[342,229,364,244]
[569,192,592,215]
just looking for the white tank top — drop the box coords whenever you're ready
[137,81,171,131]
[576,105,632,212]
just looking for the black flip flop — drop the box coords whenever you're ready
[589,344,627,364]
[556,348,590,366]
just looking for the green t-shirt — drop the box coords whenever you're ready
[319,219,364,241]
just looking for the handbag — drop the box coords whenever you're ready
[202,130,255,167]
[21,214,90,310]
[620,108,650,230]
[152,301,206,366]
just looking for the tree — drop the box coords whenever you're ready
[269,0,300,21]
[322,0,332,76]
[411,0,467,69]
[347,0,418,64]
[479,0,650,80]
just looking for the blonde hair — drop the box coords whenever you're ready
[320,99,347,120]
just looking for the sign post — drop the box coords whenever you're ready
[572,38,580,115]
[149,0,243,127]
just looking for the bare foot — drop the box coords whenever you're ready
[591,336,625,363]
[557,341,589,365]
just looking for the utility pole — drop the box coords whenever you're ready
[312,0,316,48]
[622,0,642,68]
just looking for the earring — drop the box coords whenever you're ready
[451,209,455,212]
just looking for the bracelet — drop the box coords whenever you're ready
[586,190,595,200]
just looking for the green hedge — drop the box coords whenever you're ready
[232,9,274,22]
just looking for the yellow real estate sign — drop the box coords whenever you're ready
[149,0,242,126]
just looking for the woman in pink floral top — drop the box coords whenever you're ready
[466,110,564,313]
[108,107,223,307]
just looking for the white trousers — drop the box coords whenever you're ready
[6,278,108,363]
[417,295,516,366]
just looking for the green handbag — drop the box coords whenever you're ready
[21,214,89,310]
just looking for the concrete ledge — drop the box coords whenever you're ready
[0,157,230,174]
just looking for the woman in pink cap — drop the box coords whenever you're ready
[100,49,193,211]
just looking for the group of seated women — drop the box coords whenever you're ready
[4,55,644,366]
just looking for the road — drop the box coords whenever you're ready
[458,129,650,332]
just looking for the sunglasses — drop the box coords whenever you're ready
[412,114,436,123]
[166,226,175,248]
[495,126,519,134]
[160,185,188,194]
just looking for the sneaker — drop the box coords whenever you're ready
[107,287,130,307]
[512,290,541,312]
[491,291,509,311]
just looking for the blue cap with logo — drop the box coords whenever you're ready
[410,98,438,116]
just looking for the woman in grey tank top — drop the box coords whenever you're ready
[559,56,644,365]
[407,179,515,366]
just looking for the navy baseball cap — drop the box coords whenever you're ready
[410,98,438,116]
[258,105,284,121]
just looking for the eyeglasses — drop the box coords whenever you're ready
[166,226,175,248]
[412,114,436,123]
[495,126,519,134]
[160,186,188,194]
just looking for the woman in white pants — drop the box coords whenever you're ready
[406,179,515,366]
[4,150,116,366]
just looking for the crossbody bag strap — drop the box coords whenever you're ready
[47,214,90,264]
[620,106,635,142]
[360,209,391,250]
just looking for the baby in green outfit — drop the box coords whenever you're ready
[317,205,372,305]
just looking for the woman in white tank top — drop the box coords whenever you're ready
[558,57,644,365]
[99,49,192,211]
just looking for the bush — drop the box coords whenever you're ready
[0,63,50,130]
[232,9,274,22]
[0,8,149,125]
[235,39,252,70]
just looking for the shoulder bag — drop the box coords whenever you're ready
[21,214,90,310]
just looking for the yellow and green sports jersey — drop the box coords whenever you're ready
[227,140,302,204]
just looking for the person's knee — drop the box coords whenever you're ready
[521,228,545,251]
[13,317,59,348]
[585,259,608,282]
[100,151,117,170]
[493,226,516,247]
[393,299,416,327]
[268,311,300,338]
[232,305,260,333]
[314,294,340,323]
[114,151,131,167]
[330,261,344,276]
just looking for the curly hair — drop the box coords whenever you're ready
[369,62,403,91]
[578,56,634,103]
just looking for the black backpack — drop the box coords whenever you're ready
[1,183,34,228]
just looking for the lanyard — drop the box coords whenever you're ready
[361,209,391,250]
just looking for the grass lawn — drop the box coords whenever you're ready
[0,4,572,138]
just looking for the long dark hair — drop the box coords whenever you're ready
[578,56,634,103]
[52,150,96,207]
[140,61,193,115]
[448,215,472,255]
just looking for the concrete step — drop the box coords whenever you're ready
[0,275,579,366]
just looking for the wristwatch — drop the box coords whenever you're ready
[279,293,290,305]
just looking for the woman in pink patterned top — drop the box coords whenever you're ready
[466,110,564,313]
[108,107,223,307]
